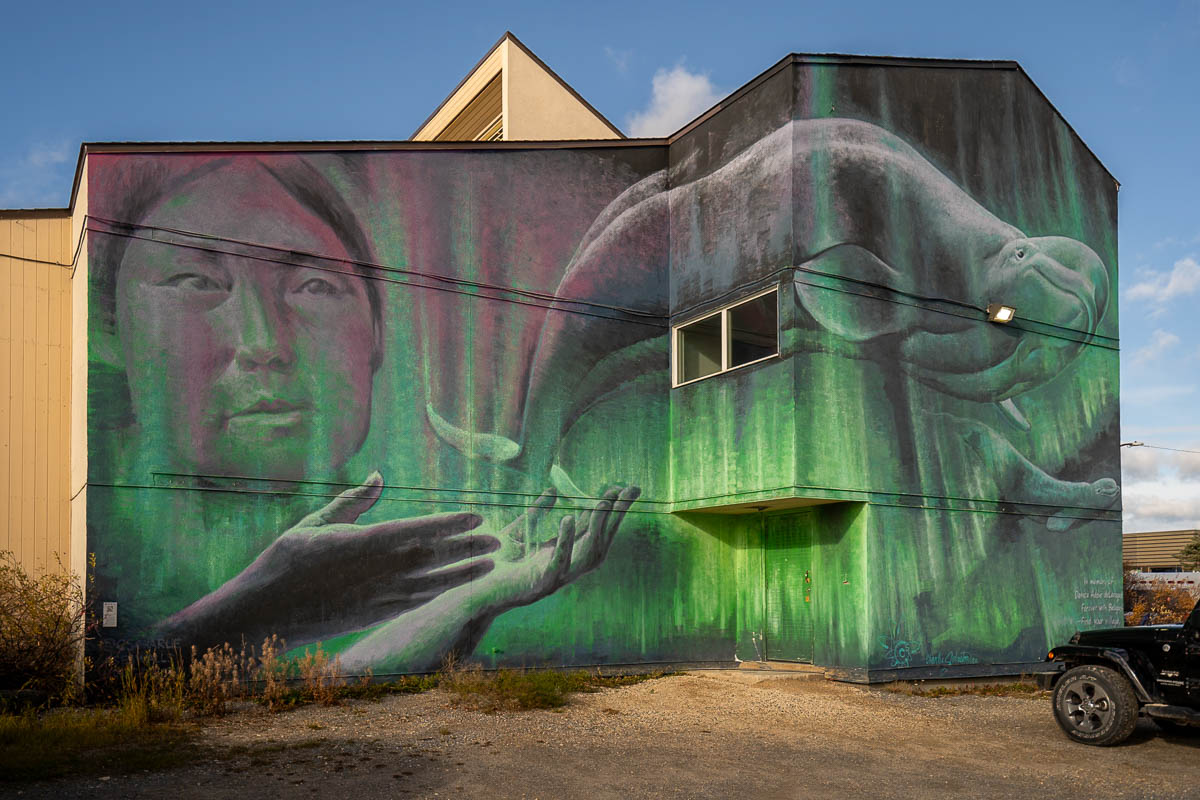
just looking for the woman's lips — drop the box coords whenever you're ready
[225,399,309,430]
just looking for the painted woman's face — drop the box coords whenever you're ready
[115,163,377,480]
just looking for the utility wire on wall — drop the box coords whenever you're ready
[87,216,1120,349]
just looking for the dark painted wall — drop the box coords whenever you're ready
[85,58,1120,680]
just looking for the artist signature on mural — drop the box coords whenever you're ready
[880,624,921,669]
[924,650,977,667]
[880,624,978,669]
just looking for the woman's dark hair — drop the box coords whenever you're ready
[92,154,384,369]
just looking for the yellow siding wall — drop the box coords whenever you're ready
[70,163,89,585]
[0,211,74,575]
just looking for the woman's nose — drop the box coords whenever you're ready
[224,282,295,372]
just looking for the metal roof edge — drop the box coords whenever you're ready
[667,52,1117,186]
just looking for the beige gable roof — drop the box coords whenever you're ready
[412,32,623,142]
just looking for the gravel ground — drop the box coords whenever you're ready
[10,669,1200,799]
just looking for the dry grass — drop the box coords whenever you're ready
[440,658,672,712]
[0,709,195,782]
[883,679,1044,698]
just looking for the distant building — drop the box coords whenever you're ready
[1124,529,1200,572]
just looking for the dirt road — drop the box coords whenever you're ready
[12,670,1200,799]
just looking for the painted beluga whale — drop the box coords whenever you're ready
[427,169,671,497]
[427,118,1117,523]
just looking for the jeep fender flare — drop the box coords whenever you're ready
[1049,645,1155,703]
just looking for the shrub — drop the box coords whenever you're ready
[442,663,588,711]
[0,551,87,704]
[257,634,294,711]
[296,643,345,706]
[118,653,186,724]
[188,641,253,716]
[1178,533,1200,572]
[1125,576,1197,626]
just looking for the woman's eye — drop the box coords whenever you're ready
[158,273,226,291]
[295,277,340,296]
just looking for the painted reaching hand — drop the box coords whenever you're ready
[480,485,641,611]
[156,471,500,651]
[340,483,641,674]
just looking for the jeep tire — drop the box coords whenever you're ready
[1052,665,1139,746]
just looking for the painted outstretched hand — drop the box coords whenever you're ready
[340,483,641,674]
[157,471,500,650]
[478,484,641,612]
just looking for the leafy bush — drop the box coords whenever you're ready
[1178,533,1200,572]
[1125,571,1197,625]
[0,551,87,704]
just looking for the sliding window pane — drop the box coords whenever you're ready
[728,290,778,368]
[677,313,723,383]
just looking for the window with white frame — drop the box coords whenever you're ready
[673,287,779,386]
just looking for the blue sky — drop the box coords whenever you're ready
[2,0,1198,531]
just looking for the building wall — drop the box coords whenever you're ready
[0,211,74,575]
[503,42,620,141]
[665,59,1121,677]
[70,163,89,585]
[81,58,1120,678]
[413,36,620,142]
[85,146,706,669]
[1124,529,1198,571]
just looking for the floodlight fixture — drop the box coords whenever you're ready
[986,303,1016,324]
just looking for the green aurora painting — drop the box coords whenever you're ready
[86,58,1121,681]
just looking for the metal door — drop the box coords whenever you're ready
[764,514,814,662]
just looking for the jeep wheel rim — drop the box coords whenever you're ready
[1063,680,1113,732]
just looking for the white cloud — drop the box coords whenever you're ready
[1123,489,1200,532]
[0,139,75,208]
[27,142,70,169]
[1124,424,1200,436]
[1150,233,1200,250]
[1123,480,1200,531]
[1131,328,1181,365]
[1125,256,1200,305]
[604,46,632,74]
[1177,451,1200,479]
[1122,446,1164,482]
[626,65,724,138]
[1122,448,1200,531]
[1121,383,1195,404]
[1121,444,1200,480]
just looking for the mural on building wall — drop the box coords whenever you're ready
[436,117,1117,524]
[87,152,655,672]
[87,62,1121,678]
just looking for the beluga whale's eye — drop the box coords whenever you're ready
[1015,248,1026,260]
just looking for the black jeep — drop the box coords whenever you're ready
[1038,598,1200,746]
